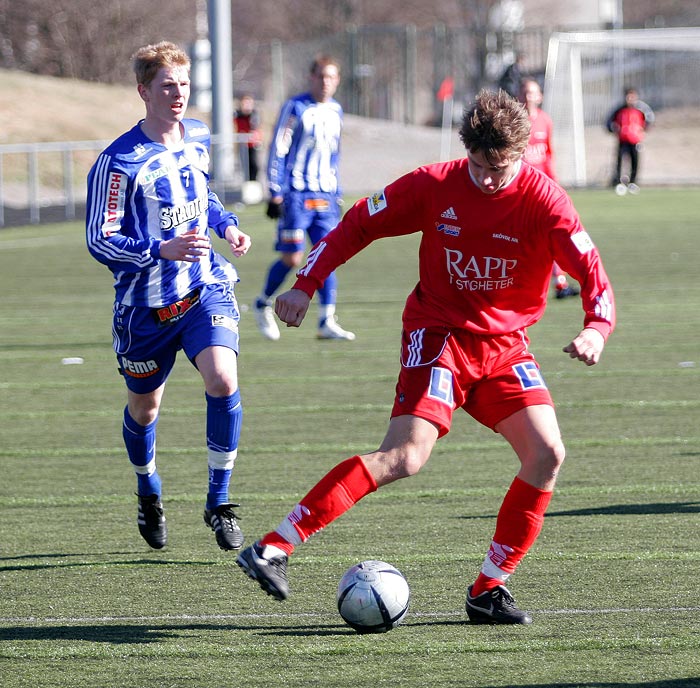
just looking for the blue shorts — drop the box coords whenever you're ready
[112,281,240,394]
[276,191,341,253]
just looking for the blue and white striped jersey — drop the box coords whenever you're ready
[267,92,342,198]
[86,119,239,308]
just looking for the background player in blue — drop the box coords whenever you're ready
[253,55,355,341]
[86,42,252,552]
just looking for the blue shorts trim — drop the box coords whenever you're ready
[276,191,340,253]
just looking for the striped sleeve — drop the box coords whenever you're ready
[85,153,160,273]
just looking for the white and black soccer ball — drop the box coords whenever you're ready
[336,560,410,634]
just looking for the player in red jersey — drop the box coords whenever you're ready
[519,77,578,299]
[237,89,616,624]
[606,87,654,195]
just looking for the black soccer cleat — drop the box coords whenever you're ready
[466,585,533,625]
[236,542,289,601]
[555,285,580,299]
[137,494,167,549]
[203,503,244,551]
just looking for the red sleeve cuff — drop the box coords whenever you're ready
[584,321,613,342]
[291,276,318,299]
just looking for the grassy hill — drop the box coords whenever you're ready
[3,68,699,196]
[0,69,153,144]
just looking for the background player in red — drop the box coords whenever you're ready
[237,89,616,625]
[234,93,262,182]
[606,87,655,195]
[519,77,578,299]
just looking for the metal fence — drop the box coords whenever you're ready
[235,24,553,126]
[0,134,256,227]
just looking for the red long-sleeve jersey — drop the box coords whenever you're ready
[293,158,615,340]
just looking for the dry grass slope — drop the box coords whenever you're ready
[3,68,699,195]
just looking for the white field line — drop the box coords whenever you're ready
[2,606,700,625]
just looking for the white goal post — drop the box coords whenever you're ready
[543,27,700,188]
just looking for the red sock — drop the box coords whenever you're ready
[471,476,552,596]
[260,455,378,555]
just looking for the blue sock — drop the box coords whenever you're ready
[257,259,292,307]
[122,407,161,497]
[205,390,242,510]
[317,271,338,325]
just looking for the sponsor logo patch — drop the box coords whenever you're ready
[159,196,209,230]
[512,362,547,390]
[440,206,458,219]
[141,166,171,185]
[427,366,454,406]
[211,314,238,332]
[367,190,387,215]
[153,289,200,326]
[445,248,517,292]
[571,230,595,254]
[120,357,160,378]
[103,171,128,236]
[492,232,519,243]
[436,222,461,237]
[304,198,331,211]
[280,229,305,244]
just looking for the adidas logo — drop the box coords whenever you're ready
[441,207,458,219]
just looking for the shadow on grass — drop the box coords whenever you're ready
[458,502,700,520]
[0,622,350,643]
[0,556,215,573]
[546,502,700,517]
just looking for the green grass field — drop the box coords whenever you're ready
[1,188,699,688]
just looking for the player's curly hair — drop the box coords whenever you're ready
[459,89,530,162]
[132,41,190,87]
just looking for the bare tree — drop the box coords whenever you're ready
[0,0,197,82]
[1,0,696,85]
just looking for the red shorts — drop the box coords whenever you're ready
[391,327,553,437]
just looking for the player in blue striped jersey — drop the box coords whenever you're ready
[86,42,251,552]
[253,55,355,341]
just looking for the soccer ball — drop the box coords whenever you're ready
[336,560,410,634]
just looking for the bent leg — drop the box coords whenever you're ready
[261,415,439,555]
[472,405,565,594]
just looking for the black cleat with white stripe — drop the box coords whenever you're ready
[137,494,167,549]
[204,503,244,550]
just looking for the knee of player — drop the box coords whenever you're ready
[393,445,431,479]
[282,252,304,269]
[205,377,239,398]
[538,439,566,477]
[365,446,430,486]
[130,408,159,427]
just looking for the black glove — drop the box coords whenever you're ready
[266,200,282,219]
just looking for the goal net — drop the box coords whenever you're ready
[543,27,700,188]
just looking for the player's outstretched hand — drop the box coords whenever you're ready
[275,288,311,328]
[563,327,605,366]
[159,229,211,262]
[224,225,251,257]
